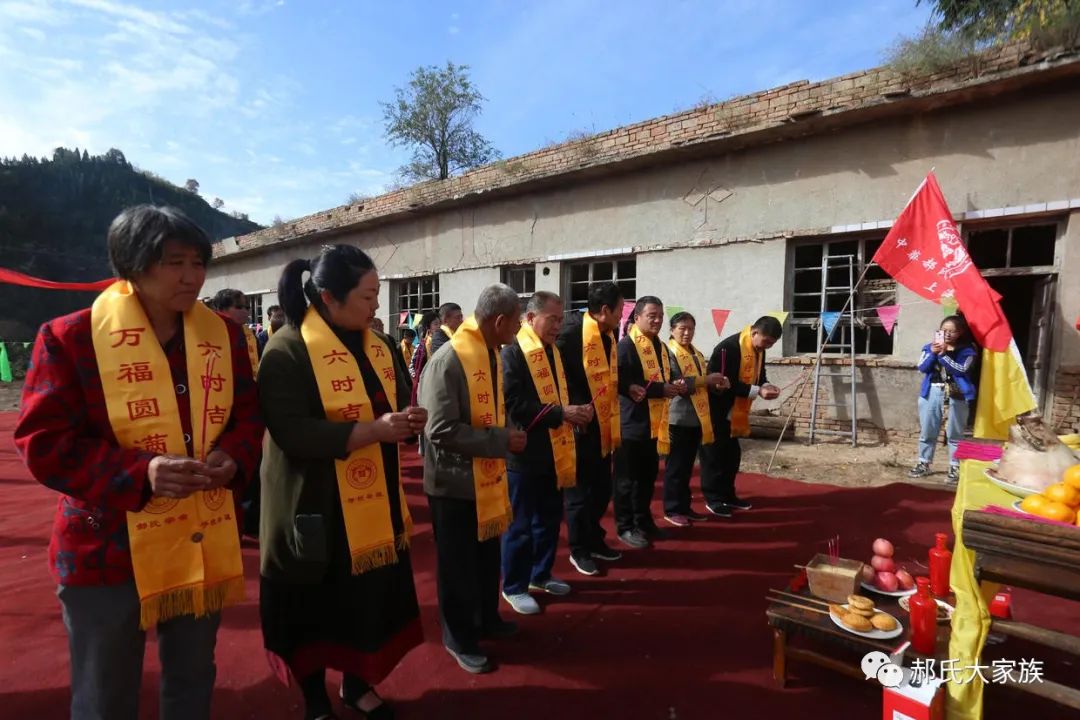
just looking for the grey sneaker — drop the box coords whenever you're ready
[618,529,650,549]
[445,646,492,674]
[908,462,931,478]
[529,577,571,596]
[501,591,540,615]
[946,466,959,483]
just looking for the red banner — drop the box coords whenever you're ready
[871,173,1010,351]
[0,268,114,292]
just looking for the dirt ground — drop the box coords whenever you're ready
[0,379,955,492]
[0,382,20,413]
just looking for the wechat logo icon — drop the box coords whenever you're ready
[862,651,904,688]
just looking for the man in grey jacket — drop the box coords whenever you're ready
[420,284,527,674]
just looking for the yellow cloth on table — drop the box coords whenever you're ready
[946,459,1014,720]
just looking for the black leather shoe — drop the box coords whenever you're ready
[726,497,753,511]
[340,690,394,719]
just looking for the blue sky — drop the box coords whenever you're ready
[0,0,935,225]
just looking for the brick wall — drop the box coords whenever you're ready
[1051,366,1080,433]
[217,42,1078,260]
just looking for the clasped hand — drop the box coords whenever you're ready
[148,449,237,499]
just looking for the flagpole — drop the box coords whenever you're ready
[766,262,875,473]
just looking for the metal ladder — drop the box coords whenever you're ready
[808,254,858,446]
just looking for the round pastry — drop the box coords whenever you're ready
[848,606,877,618]
[829,604,847,618]
[841,612,874,632]
[847,595,874,611]
[870,613,898,631]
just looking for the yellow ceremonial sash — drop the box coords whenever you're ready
[300,307,413,573]
[629,324,672,453]
[732,325,763,438]
[241,325,259,376]
[450,316,512,540]
[425,335,432,354]
[400,339,414,368]
[91,281,243,629]
[516,324,576,489]
[668,339,715,445]
[582,313,620,457]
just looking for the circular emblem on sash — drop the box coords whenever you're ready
[346,458,378,491]
[203,487,226,511]
[143,496,180,515]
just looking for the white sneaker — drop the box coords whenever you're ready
[501,591,540,615]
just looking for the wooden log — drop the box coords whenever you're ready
[990,619,1080,656]
[998,677,1080,710]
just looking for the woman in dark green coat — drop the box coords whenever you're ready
[258,245,426,720]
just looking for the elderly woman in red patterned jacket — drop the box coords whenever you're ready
[14,205,263,720]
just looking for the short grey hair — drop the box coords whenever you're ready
[526,290,561,314]
[474,283,521,321]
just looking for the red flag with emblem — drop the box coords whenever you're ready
[871,172,1035,438]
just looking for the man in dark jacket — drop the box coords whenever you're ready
[500,292,593,614]
[699,316,782,516]
[421,284,527,674]
[555,282,626,576]
[613,296,681,549]
[428,302,464,356]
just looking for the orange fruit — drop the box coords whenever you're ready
[1044,482,1080,509]
[1063,464,1080,491]
[1031,500,1076,524]
[1019,494,1048,515]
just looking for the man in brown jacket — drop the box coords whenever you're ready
[420,283,527,674]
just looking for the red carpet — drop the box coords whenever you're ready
[0,412,1072,719]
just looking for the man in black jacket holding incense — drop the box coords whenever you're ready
[500,291,594,614]
[700,315,782,517]
[555,282,626,576]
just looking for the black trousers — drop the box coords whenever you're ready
[563,446,613,559]
[613,438,659,534]
[699,419,741,506]
[663,425,702,516]
[427,495,501,654]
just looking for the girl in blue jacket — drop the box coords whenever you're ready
[909,314,978,483]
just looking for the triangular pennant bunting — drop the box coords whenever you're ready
[875,305,899,336]
[399,311,410,327]
[766,310,789,326]
[0,343,12,383]
[821,311,841,338]
[711,309,731,337]
[664,305,685,320]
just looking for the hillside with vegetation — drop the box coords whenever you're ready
[0,147,261,342]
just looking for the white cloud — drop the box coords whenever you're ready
[65,0,191,34]
[448,25,459,34]
[237,0,284,16]
[19,26,46,41]
[0,1,65,24]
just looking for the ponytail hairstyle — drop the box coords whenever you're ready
[624,295,663,335]
[278,244,376,328]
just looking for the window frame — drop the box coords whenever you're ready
[785,233,897,357]
[245,293,264,329]
[961,218,1061,276]
[501,264,536,309]
[561,255,637,316]
[391,275,441,323]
